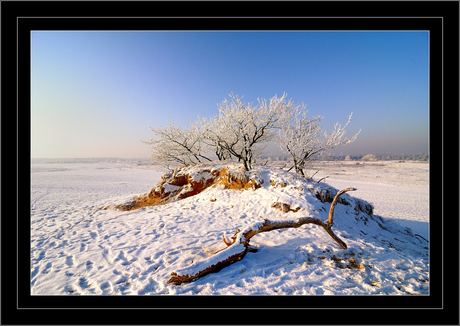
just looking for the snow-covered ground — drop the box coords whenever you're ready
[311,160,429,241]
[30,160,429,295]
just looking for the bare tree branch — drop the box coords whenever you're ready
[142,120,212,168]
[277,112,360,176]
[327,187,357,225]
[168,187,356,285]
[202,93,301,170]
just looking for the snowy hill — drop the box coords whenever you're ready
[31,161,429,295]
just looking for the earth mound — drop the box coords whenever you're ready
[97,161,427,290]
[107,162,264,211]
[106,161,373,218]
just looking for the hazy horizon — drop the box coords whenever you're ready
[31,150,430,161]
[32,31,429,159]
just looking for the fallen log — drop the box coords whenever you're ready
[167,187,356,285]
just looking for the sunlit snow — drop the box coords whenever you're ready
[31,159,429,295]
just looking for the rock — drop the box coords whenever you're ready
[271,202,301,213]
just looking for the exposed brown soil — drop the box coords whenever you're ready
[331,255,365,270]
[106,163,373,219]
[109,164,263,211]
[212,167,263,191]
[270,180,287,187]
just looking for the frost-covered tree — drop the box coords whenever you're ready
[361,154,377,162]
[277,112,360,177]
[196,116,233,161]
[202,93,301,171]
[143,93,359,174]
[142,120,211,169]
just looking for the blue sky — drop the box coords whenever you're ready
[31,31,429,158]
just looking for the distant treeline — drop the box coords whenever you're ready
[262,153,429,162]
[32,153,428,165]
[323,153,429,161]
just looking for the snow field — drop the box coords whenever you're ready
[312,160,429,240]
[30,160,429,295]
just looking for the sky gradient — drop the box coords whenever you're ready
[31,31,429,158]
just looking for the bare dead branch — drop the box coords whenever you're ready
[327,187,357,225]
[167,188,356,285]
[414,234,429,243]
[317,176,329,183]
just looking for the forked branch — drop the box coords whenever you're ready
[167,187,356,285]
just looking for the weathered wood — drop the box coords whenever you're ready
[327,187,357,225]
[167,188,356,285]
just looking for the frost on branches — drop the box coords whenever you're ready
[202,93,301,171]
[277,112,360,177]
[141,120,211,170]
[143,93,360,174]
